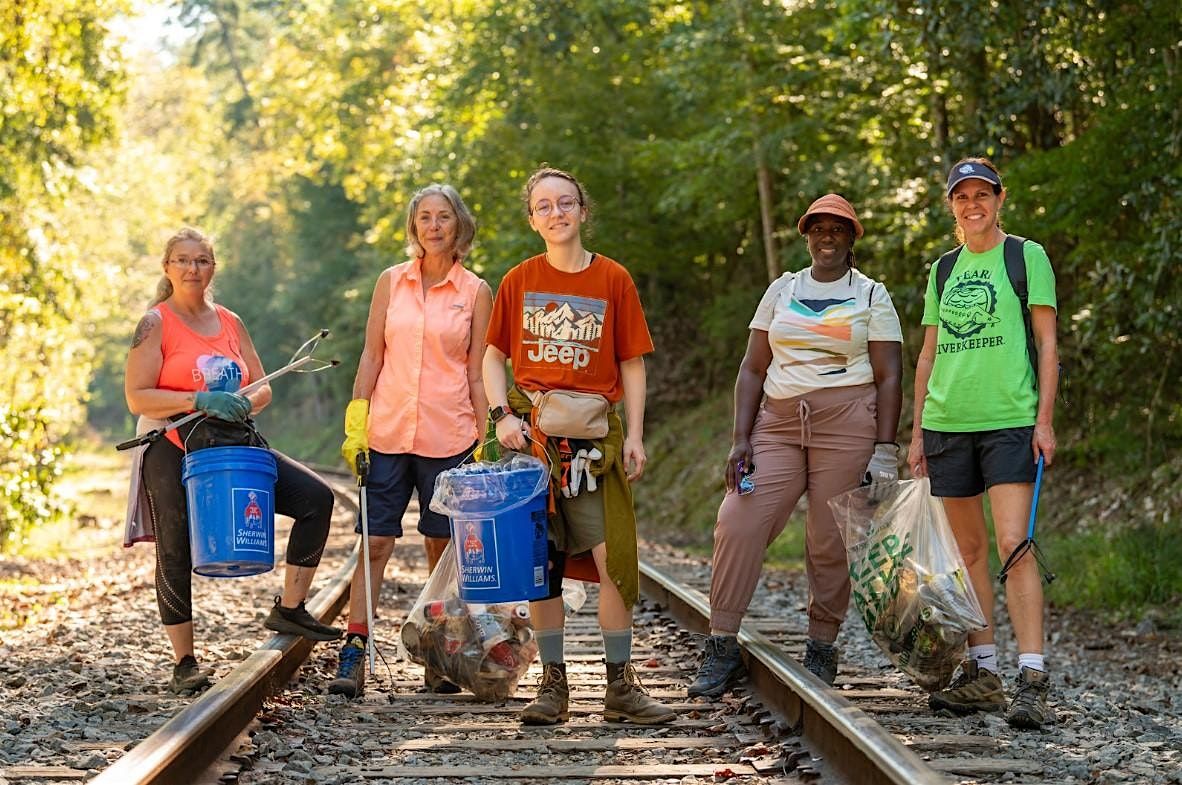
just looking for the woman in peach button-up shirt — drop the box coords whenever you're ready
[333,184,492,697]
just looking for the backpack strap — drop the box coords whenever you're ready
[934,246,962,301]
[1002,234,1038,386]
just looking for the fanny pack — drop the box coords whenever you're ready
[526,389,610,439]
[171,415,269,452]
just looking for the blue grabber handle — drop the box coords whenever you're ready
[1026,455,1045,540]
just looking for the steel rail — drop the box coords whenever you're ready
[92,542,358,785]
[639,559,948,785]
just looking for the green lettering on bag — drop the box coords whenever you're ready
[849,526,914,632]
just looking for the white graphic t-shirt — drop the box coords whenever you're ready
[749,267,903,400]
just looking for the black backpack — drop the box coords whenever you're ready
[935,234,1039,385]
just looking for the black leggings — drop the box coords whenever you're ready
[142,440,334,626]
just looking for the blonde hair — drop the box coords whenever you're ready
[150,227,216,307]
[404,184,477,261]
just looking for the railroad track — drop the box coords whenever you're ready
[75,468,1053,785]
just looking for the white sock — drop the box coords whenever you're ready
[968,644,998,675]
[1018,652,1045,673]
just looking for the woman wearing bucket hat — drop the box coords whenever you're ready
[482,165,675,726]
[909,157,1059,730]
[124,227,342,695]
[688,193,903,695]
[335,184,493,698]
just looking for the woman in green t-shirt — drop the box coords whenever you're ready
[908,157,1059,731]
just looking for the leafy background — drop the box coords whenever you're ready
[2,0,1178,618]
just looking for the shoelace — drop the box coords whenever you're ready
[339,642,364,672]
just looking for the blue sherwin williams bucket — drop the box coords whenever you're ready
[181,446,278,578]
[448,464,549,602]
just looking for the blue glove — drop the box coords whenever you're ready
[194,390,252,422]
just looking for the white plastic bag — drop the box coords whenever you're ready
[399,541,537,701]
[829,478,987,691]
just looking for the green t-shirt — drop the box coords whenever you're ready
[920,239,1057,432]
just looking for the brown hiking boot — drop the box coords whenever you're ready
[520,662,569,725]
[604,662,676,724]
[1006,667,1054,730]
[928,660,1006,715]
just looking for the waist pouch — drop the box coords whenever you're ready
[527,389,610,439]
[171,415,269,452]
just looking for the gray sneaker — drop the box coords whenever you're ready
[687,635,745,698]
[169,655,212,695]
[803,639,839,685]
[1006,667,1054,729]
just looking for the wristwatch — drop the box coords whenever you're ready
[489,405,513,424]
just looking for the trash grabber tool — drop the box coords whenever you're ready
[357,452,377,673]
[998,454,1056,585]
[117,328,339,451]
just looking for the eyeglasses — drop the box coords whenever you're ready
[169,258,215,269]
[530,195,581,218]
[807,224,851,238]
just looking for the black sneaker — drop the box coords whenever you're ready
[803,639,840,686]
[687,635,745,698]
[327,635,366,698]
[264,596,343,641]
[169,655,212,695]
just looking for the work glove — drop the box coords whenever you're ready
[582,447,602,493]
[863,442,899,500]
[194,390,251,422]
[341,399,370,478]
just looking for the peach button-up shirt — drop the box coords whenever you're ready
[368,259,482,457]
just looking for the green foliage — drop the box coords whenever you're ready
[2,0,1174,582]
[0,0,127,548]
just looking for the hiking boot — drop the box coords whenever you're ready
[327,635,366,698]
[687,634,745,698]
[169,655,212,695]
[803,639,840,686]
[424,665,462,694]
[928,660,1006,715]
[604,662,676,724]
[521,662,569,725]
[264,596,343,641]
[1006,667,1054,730]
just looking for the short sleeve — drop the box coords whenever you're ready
[868,284,904,341]
[614,275,655,361]
[1024,242,1057,311]
[920,262,940,326]
[485,270,517,355]
[749,274,792,331]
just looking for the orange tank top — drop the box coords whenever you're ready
[154,302,250,449]
[369,259,482,457]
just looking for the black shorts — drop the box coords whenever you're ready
[922,426,1037,498]
[358,444,475,538]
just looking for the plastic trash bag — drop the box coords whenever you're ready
[400,541,537,701]
[429,453,549,518]
[829,478,987,692]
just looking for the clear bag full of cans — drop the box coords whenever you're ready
[829,478,988,692]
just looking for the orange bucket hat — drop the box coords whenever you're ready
[796,194,864,239]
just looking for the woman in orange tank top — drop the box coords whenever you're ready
[125,228,342,695]
[333,185,493,697]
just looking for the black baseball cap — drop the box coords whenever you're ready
[946,161,1003,196]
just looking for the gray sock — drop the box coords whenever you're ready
[602,628,632,665]
[536,629,565,664]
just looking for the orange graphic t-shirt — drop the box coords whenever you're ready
[486,253,653,403]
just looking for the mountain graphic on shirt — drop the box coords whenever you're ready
[523,293,605,346]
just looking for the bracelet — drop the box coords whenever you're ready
[875,441,900,448]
